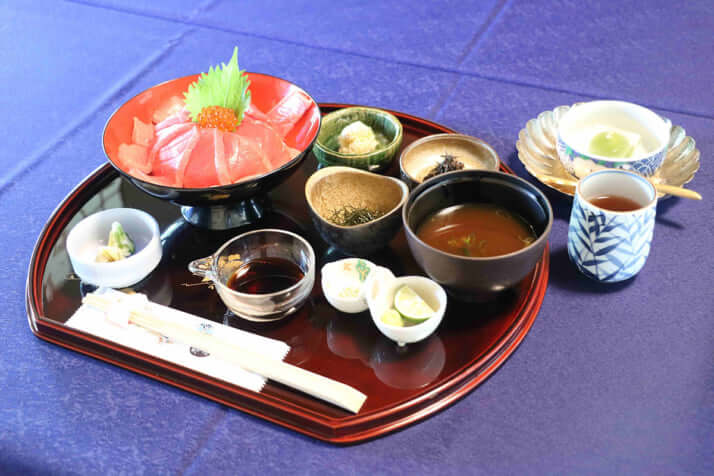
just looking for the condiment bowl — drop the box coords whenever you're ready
[188,229,315,322]
[403,170,553,301]
[312,106,403,172]
[399,133,500,188]
[366,275,447,347]
[556,100,670,178]
[305,166,409,256]
[103,73,321,229]
[321,258,375,313]
[66,208,162,288]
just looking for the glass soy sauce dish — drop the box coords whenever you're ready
[189,229,316,322]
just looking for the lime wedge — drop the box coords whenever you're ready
[393,285,435,322]
[380,309,404,327]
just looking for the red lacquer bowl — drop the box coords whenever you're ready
[102,73,321,228]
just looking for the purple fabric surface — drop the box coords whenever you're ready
[2,0,712,474]
[76,0,504,70]
[462,0,714,117]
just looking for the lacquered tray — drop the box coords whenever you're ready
[26,104,549,444]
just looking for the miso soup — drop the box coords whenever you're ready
[416,203,536,257]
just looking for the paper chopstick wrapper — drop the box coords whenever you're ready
[69,289,367,413]
[67,288,289,393]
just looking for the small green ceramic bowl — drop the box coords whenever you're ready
[313,107,403,172]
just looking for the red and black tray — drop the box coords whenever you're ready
[26,104,549,443]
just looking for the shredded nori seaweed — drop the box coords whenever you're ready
[327,205,385,226]
[423,153,464,181]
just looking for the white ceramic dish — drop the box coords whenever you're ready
[321,258,376,313]
[66,208,162,288]
[366,274,447,347]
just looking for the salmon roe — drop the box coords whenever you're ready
[196,105,238,132]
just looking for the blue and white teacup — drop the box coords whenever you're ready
[568,169,657,282]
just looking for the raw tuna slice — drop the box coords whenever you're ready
[152,96,185,124]
[128,168,175,187]
[245,102,271,123]
[212,129,231,185]
[183,128,228,188]
[223,132,270,182]
[148,123,194,167]
[152,126,199,187]
[117,144,150,173]
[235,117,292,169]
[266,89,312,138]
[132,117,155,147]
[155,108,190,132]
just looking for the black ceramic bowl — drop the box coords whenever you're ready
[403,170,553,300]
[305,166,409,256]
[103,73,321,229]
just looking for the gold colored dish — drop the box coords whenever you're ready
[516,104,700,199]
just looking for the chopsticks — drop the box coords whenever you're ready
[82,294,367,413]
[540,175,702,200]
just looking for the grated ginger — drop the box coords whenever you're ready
[338,121,379,155]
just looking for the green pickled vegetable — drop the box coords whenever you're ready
[108,222,135,256]
[96,222,135,262]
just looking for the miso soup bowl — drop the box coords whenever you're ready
[403,170,553,301]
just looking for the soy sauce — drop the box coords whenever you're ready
[587,194,643,212]
[226,258,304,294]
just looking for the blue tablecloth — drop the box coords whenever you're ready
[2,1,712,473]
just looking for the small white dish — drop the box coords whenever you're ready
[66,208,162,288]
[321,258,375,313]
[367,275,447,347]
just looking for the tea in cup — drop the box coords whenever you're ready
[568,170,656,282]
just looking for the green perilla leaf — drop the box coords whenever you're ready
[183,47,251,124]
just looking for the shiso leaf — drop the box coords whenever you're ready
[183,47,251,124]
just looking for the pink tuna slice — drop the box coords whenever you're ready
[223,132,270,182]
[128,168,175,187]
[213,128,231,185]
[235,116,291,170]
[152,126,199,187]
[132,117,155,147]
[155,108,190,132]
[152,96,185,124]
[148,123,193,168]
[266,89,312,138]
[245,102,271,123]
[117,144,151,173]
[182,128,230,188]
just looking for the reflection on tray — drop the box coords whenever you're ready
[370,336,445,390]
[325,308,446,390]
